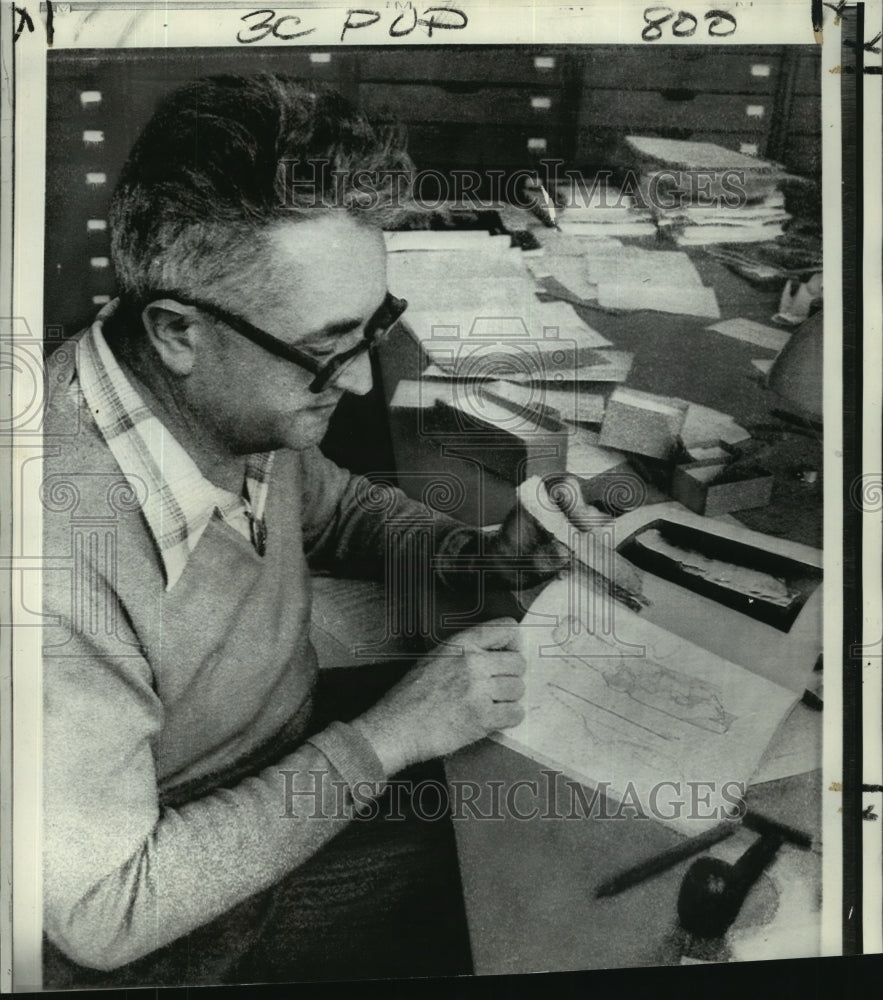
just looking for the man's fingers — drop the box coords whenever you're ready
[533,538,571,572]
[468,651,526,679]
[491,702,525,730]
[490,675,525,702]
[456,618,522,652]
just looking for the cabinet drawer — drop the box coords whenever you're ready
[783,135,821,176]
[789,95,821,134]
[579,89,774,136]
[581,48,783,94]
[360,83,564,126]
[793,51,822,94]
[405,122,563,171]
[50,46,349,85]
[358,48,565,85]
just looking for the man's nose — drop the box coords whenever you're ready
[333,351,374,396]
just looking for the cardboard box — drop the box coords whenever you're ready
[672,459,774,517]
[390,379,568,486]
[613,501,823,694]
[599,387,689,460]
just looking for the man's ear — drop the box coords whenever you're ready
[140,299,200,376]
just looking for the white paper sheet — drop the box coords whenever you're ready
[586,247,707,287]
[706,317,792,352]
[383,230,512,252]
[497,574,799,833]
[597,282,721,318]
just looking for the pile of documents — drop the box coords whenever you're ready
[528,239,721,319]
[552,178,656,238]
[385,209,757,513]
[386,241,626,385]
[624,135,794,246]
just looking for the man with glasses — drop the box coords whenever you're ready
[42,75,565,986]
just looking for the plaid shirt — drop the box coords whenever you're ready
[77,301,275,590]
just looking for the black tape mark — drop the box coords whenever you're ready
[862,784,883,792]
[862,805,878,821]
[845,33,882,53]
[811,0,823,32]
[46,0,53,45]
[824,1,849,23]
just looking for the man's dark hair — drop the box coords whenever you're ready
[110,74,415,305]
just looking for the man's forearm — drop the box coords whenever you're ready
[45,726,386,972]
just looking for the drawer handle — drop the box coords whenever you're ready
[659,89,698,102]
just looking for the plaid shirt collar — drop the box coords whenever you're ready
[77,301,275,591]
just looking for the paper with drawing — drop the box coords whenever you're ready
[498,574,799,833]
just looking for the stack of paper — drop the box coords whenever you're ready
[587,245,720,318]
[528,242,719,319]
[554,179,656,238]
[624,135,794,246]
[386,247,533,308]
[420,339,633,386]
[383,230,514,253]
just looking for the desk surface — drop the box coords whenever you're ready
[349,237,822,547]
[444,720,822,973]
[323,220,825,972]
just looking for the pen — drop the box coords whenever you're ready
[594,820,737,899]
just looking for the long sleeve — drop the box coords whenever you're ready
[43,593,386,972]
[298,446,478,581]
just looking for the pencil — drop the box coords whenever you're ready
[594,821,738,899]
[538,181,560,230]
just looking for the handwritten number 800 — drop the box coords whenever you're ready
[642,7,737,41]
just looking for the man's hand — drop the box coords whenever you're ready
[350,619,526,777]
[478,501,571,590]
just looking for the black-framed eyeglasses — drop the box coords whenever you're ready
[140,290,408,394]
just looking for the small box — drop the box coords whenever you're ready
[672,460,774,517]
[599,387,688,460]
[389,379,568,486]
[423,400,567,484]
